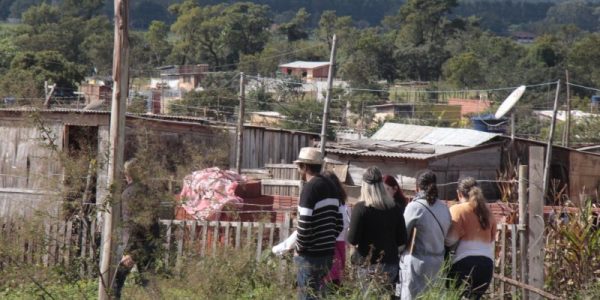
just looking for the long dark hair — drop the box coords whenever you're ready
[383,175,408,206]
[417,170,438,205]
[322,170,347,205]
[457,177,491,229]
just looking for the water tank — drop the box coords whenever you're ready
[471,114,508,133]
[592,95,600,106]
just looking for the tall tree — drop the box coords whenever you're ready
[393,0,461,81]
[145,21,171,67]
[0,50,83,99]
[278,8,310,42]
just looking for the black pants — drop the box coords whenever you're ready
[448,256,493,300]
[113,264,132,299]
[112,255,154,299]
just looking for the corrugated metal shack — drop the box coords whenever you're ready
[0,108,317,218]
[325,123,503,201]
[326,122,600,205]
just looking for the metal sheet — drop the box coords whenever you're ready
[371,122,499,147]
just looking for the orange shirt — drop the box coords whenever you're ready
[446,201,497,262]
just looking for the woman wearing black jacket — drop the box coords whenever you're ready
[347,167,408,294]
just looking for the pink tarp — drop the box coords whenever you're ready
[180,167,246,220]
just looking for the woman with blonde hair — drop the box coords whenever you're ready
[445,177,496,299]
[347,166,407,294]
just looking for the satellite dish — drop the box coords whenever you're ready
[495,85,526,119]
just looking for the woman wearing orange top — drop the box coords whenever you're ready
[445,177,497,299]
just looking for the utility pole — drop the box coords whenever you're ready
[319,34,337,158]
[563,70,571,147]
[235,72,245,174]
[542,80,560,204]
[98,0,129,298]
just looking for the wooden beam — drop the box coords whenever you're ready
[493,274,560,300]
[528,146,545,300]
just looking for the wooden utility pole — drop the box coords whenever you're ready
[563,70,571,147]
[319,34,337,157]
[528,146,545,300]
[98,0,129,298]
[235,72,245,174]
[542,80,560,202]
[518,165,529,299]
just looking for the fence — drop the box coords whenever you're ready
[160,212,292,271]
[0,210,564,299]
[0,218,98,276]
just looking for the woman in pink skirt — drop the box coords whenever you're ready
[322,171,349,286]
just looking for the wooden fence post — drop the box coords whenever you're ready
[518,164,529,299]
[528,146,545,300]
[256,223,264,261]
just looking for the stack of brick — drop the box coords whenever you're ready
[272,195,298,223]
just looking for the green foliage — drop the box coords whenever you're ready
[277,8,310,42]
[145,21,171,67]
[442,51,483,87]
[170,1,271,68]
[0,278,97,299]
[545,199,600,297]
[247,83,273,111]
[544,0,598,32]
[317,10,355,51]
[0,50,83,99]
[568,34,600,88]
[393,0,461,81]
[339,29,397,85]
[128,92,149,114]
[277,97,324,134]
[167,73,239,119]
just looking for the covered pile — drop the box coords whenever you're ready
[180,167,246,220]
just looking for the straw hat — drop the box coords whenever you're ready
[294,147,323,165]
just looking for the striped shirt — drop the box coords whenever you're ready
[296,175,343,257]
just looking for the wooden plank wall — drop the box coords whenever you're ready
[234,127,317,169]
[569,150,600,206]
[0,121,63,218]
[430,145,502,200]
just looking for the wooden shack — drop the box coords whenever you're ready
[0,108,318,218]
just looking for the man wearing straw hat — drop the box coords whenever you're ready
[293,147,343,300]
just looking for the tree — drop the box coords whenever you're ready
[545,0,597,32]
[247,82,273,111]
[278,8,310,42]
[61,0,104,19]
[568,33,600,88]
[0,50,83,100]
[276,98,326,134]
[220,2,272,59]
[169,89,238,120]
[317,10,355,50]
[80,16,113,75]
[339,29,397,85]
[145,21,171,67]
[0,25,18,74]
[442,52,483,87]
[393,0,461,81]
[170,1,227,66]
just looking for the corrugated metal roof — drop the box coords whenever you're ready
[370,122,499,147]
[325,139,466,160]
[279,61,330,69]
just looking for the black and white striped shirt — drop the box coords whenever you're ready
[296,175,343,257]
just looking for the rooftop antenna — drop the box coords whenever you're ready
[495,85,526,140]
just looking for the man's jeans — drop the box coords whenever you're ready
[294,255,333,300]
